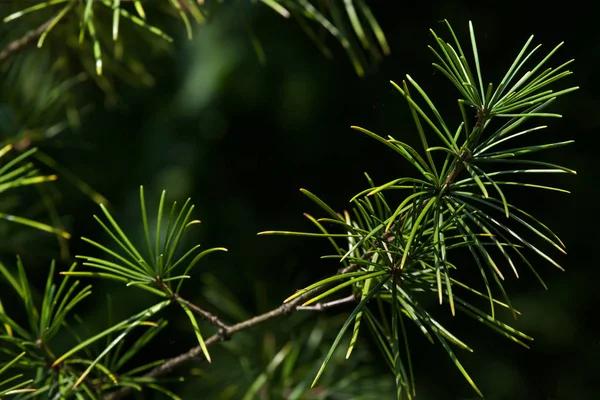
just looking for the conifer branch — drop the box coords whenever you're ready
[103,149,478,400]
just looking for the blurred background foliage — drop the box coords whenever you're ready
[0,0,597,399]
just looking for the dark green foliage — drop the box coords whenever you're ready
[0,144,69,238]
[0,5,578,399]
[0,257,175,398]
[1,0,389,107]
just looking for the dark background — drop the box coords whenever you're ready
[1,1,597,399]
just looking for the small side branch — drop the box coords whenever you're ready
[0,19,53,65]
[296,293,358,311]
[175,296,231,331]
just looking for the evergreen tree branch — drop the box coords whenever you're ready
[103,144,477,400]
[0,0,139,66]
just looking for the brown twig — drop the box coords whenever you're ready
[156,279,231,332]
[0,18,53,65]
[296,293,358,311]
[174,295,231,331]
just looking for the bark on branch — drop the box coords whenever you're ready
[0,18,53,65]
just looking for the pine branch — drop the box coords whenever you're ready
[0,0,135,66]
[102,139,479,400]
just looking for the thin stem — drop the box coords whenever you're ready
[0,18,54,65]
[156,279,231,331]
[174,295,231,331]
[0,0,142,65]
[297,293,358,311]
